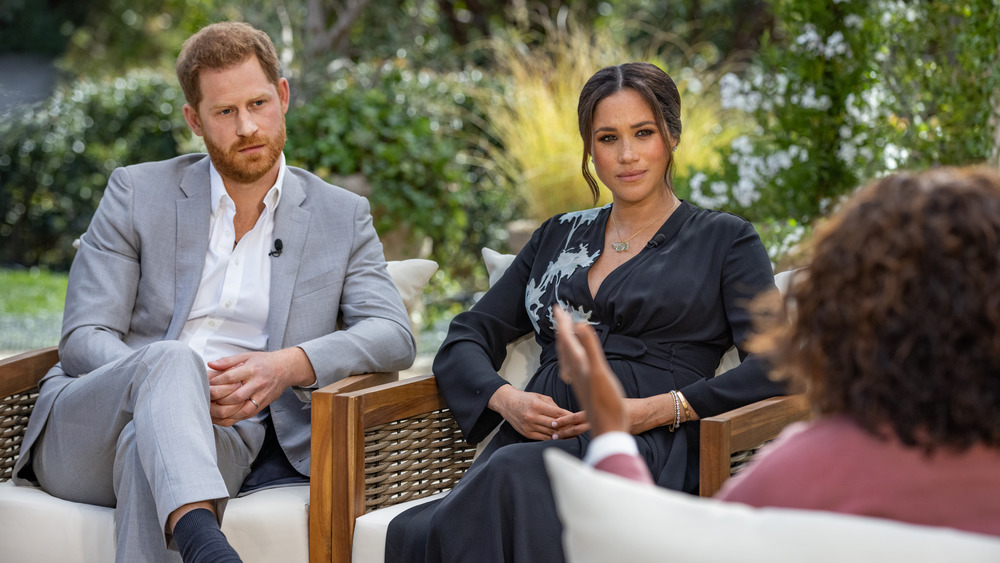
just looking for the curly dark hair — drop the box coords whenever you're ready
[752,166,1000,452]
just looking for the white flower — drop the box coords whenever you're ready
[689,172,707,192]
[824,31,850,58]
[838,142,858,164]
[795,24,823,53]
[719,73,742,100]
[731,135,753,154]
[733,177,760,207]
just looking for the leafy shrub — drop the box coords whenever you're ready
[684,0,1000,227]
[0,69,187,268]
[285,60,519,285]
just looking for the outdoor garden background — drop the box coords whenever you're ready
[1,0,998,359]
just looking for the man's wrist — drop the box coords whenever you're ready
[284,346,317,387]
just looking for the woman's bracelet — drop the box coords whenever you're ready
[668,390,681,432]
[677,391,692,423]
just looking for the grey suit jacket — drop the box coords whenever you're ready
[16,153,415,479]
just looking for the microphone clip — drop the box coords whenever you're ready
[269,239,283,257]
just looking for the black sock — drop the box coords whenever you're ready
[173,508,243,563]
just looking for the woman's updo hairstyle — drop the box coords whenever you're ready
[577,62,683,203]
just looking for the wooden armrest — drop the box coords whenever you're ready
[699,394,811,497]
[310,374,475,563]
[314,370,400,396]
[0,347,59,397]
[1,346,59,482]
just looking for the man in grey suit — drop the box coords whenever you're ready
[12,22,416,562]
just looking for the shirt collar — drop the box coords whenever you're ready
[208,153,286,215]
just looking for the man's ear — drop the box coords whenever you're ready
[278,77,290,115]
[183,103,204,137]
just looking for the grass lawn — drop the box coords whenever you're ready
[0,268,68,315]
[0,268,67,352]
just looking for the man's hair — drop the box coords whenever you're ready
[752,166,1000,452]
[176,21,281,110]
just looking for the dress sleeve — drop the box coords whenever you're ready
[432,221,550,443]
[678,220,787,417]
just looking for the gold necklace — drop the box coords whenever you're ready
[609,199,679,252]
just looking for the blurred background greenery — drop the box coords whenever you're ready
[1,0,998,353]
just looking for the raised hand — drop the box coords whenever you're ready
[553,306,629,436]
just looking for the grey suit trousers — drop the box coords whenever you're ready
[30,340,265,563]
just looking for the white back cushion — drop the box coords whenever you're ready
[545,449,1000,563]
[386,259,438,316]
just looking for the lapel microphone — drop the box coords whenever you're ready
[269,239,283,257]
[646,234,666,248]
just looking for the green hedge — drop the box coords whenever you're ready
[285,61,518,280]
[1,63,520,286]
[0,70,186,268]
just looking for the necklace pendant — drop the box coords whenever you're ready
[611,241,629,252]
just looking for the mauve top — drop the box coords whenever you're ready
[718,415,1000,537]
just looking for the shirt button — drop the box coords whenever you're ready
[225,300,233,308]
[234,258,241,266]
[208,320,217,327]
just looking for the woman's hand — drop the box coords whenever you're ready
[488,384,585,441]
[553,307,629,437]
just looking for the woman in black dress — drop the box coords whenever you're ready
[386,62,785,562]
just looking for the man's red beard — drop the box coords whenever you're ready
[205,118,287,185]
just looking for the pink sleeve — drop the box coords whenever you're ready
[594,453,655,484]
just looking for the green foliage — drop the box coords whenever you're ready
[286,60,518,282]
[0,0,96,55]
[56,0,220,76]
[0,70,187,268]
[684,0,1000,232]
[477,9,740,223]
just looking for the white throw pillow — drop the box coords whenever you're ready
[386,259,438,315]
[481,247,517,288]
[481,248,541,392]
[544,449,1000,563]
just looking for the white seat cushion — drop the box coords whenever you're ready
[545,449,1000,562]
[0,480,310,562]
[0,259,439,561]
[347,253,798,561]
[352,492,448,563]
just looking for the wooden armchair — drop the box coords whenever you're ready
[0,346,395,563]
[315,373,812,563]
[3,348,810,563]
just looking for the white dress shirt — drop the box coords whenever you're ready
[179,154,286,365]
[583,431,640,467]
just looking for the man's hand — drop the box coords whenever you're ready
[553,307,629,437]
[487,384,586,441]
[206,347,316,426]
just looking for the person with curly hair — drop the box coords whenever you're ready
[557,165,1000,536]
